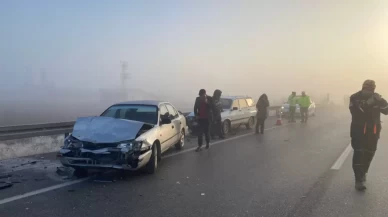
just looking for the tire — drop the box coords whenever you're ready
[145,143,158,174]
[73,167,88,178]
[246,117,255,129]
[222,120,231,135]
[175,129,185,150]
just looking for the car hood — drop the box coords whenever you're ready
[71,117,149,143]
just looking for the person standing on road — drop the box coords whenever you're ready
[256,94,270,134]
[299,91,311,123]
[211,89,225,139]
[349,80,388,191]
[194,89,213,151]
[288,92,297,123]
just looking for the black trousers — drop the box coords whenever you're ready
[256,118,265,133]
[351,134,378,181]
[211,119,223,138]
[289,106,296,122]
[197,119,210,147]
[300,107,309,122]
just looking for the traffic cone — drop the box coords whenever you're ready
[275,110,283,126]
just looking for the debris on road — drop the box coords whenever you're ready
[0,174,12,179]
[201,193,205,196]
[56,166,75,178]
[176,181,181,184]
[0,182,13,190]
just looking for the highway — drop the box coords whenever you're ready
[1,106,387,217]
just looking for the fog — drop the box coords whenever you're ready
[0,1,387,126]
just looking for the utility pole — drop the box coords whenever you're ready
[120,61,130,100]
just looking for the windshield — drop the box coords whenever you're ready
[221,98,233,110]
[101,105,158,125]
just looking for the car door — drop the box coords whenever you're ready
[245,98,257,118]
[165,103,181,146]
[158,104,175,152]
[238,99,250,123]
[229,99,242,127]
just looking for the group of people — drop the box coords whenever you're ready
[287,91,312,123]
[193,89,270,152]
[193,89,225,152]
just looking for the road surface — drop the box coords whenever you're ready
[0,106,387,217]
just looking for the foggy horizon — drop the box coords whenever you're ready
[1,0,387,125]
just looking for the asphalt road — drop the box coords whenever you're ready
[1,106,387,217]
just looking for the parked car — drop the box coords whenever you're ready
[279,96,316,117]
[186,96,257,136]
[58,100,188,175]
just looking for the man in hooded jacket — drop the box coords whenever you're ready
[211,89,225,139]
[349,80,388,191]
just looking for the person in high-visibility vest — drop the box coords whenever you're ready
[288,92,297,123]
[298,91,311,123]
[349,80,388,191]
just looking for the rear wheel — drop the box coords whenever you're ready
[222,120,231,135]
[145,143,158,174]
[246,117,255,129]
[175,129,185,150]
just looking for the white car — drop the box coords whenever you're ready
[187,96,257,135]
[280,97,316,117]
[58,100,188,175]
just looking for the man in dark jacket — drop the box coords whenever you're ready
[211,89,225,139]
[256,94,269,134]
[194,89,213,151]
[349,80,388,191]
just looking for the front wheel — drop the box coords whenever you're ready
[246,117,255,129]
[222,121,231,136]
[145,144,158,174]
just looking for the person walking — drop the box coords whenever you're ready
[288,92,297,123]
[299,91,311,123]
[349,80,388,191]
[211,89,225,139]
[256,94,270,134]
[194,89,212,151]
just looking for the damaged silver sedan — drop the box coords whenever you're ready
[58,100,188,175]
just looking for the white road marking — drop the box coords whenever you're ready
[164,125,288,159]
[0,178,89,205]
[0,124,288,206]
[331,143,352,170]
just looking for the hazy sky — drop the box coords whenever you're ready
[0,0,387,100]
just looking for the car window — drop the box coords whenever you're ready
[246,98,254,107]
[165,104,179,119]
[101,105,158,125]
[238,99,248,108]
[221,98,233,110]
[232,100,239,109]
[159,105,169,119]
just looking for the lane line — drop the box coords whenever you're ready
[330,143,352,170]
[0,124,288,206]
[0,178,89,205]
[164,125,288,159]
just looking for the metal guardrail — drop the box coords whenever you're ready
[0,106,284,141]
[0,122,75,141]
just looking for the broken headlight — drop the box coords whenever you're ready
[118,141,151,152]
[63,136,83,149]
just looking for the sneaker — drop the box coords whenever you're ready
[205,144,210,149]
[195,147,202,152]
[355,181,366,191]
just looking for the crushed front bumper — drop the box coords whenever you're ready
[58,147,152,171]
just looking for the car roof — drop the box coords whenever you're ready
[113,100,168,106]
[221,96,252,100]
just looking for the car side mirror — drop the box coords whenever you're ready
[232,107,238,111]
[160,117,172,125]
